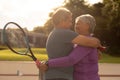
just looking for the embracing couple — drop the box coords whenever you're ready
[37,8,102,80]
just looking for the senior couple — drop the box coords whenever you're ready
[37,8,102,80]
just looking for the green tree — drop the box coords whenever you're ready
[90,3,108,43]
[102,0,120,56]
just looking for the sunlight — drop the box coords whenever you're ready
[85,0,103,5]
[0,0,103,31]
[0,0,64,31]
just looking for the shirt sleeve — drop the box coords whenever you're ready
[48,46,91,68]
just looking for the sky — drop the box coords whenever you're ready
[0,0,102,31]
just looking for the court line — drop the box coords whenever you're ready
[0,74,38,76]
[0,74,120,77]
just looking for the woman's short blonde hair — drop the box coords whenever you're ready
[52,8,72,25]
[75,14,96,33]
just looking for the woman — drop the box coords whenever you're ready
[40,14,101,80]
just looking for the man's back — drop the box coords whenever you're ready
[45,28,78,80]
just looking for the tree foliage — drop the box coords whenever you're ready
[33,26,46,34]
[101,0,120,55]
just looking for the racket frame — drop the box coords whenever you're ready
[2,22,37,61]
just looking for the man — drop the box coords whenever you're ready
[45,8,100,80]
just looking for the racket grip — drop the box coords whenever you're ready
[35,60,41,68]
[97,46,106,52]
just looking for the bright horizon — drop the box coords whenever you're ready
[0,0,102,31]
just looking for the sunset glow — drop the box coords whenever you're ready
[0,0,102,31]
[0,0,64,31]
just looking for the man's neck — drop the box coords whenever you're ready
[55,25,68,29]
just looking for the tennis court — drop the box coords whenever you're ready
[0,61,38,80]
[0,61,120,80]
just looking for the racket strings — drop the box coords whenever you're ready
[5,25,28,55]
[7,30,21,47]
[7,30,26,47]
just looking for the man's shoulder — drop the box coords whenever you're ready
[53,29,77,35]
[48,29,78,42]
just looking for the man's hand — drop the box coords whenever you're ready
[39,61,49,72]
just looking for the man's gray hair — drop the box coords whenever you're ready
[75,14,96,33]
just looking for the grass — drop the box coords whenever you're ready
[99,53,120,63]
[0,48,120,63]
[0,48,48,61]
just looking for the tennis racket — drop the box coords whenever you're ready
[2,22,44,80]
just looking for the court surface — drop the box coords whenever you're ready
[0,61,120,80]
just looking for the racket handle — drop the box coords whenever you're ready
[97,46,106,52]
[35,60,41,68]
